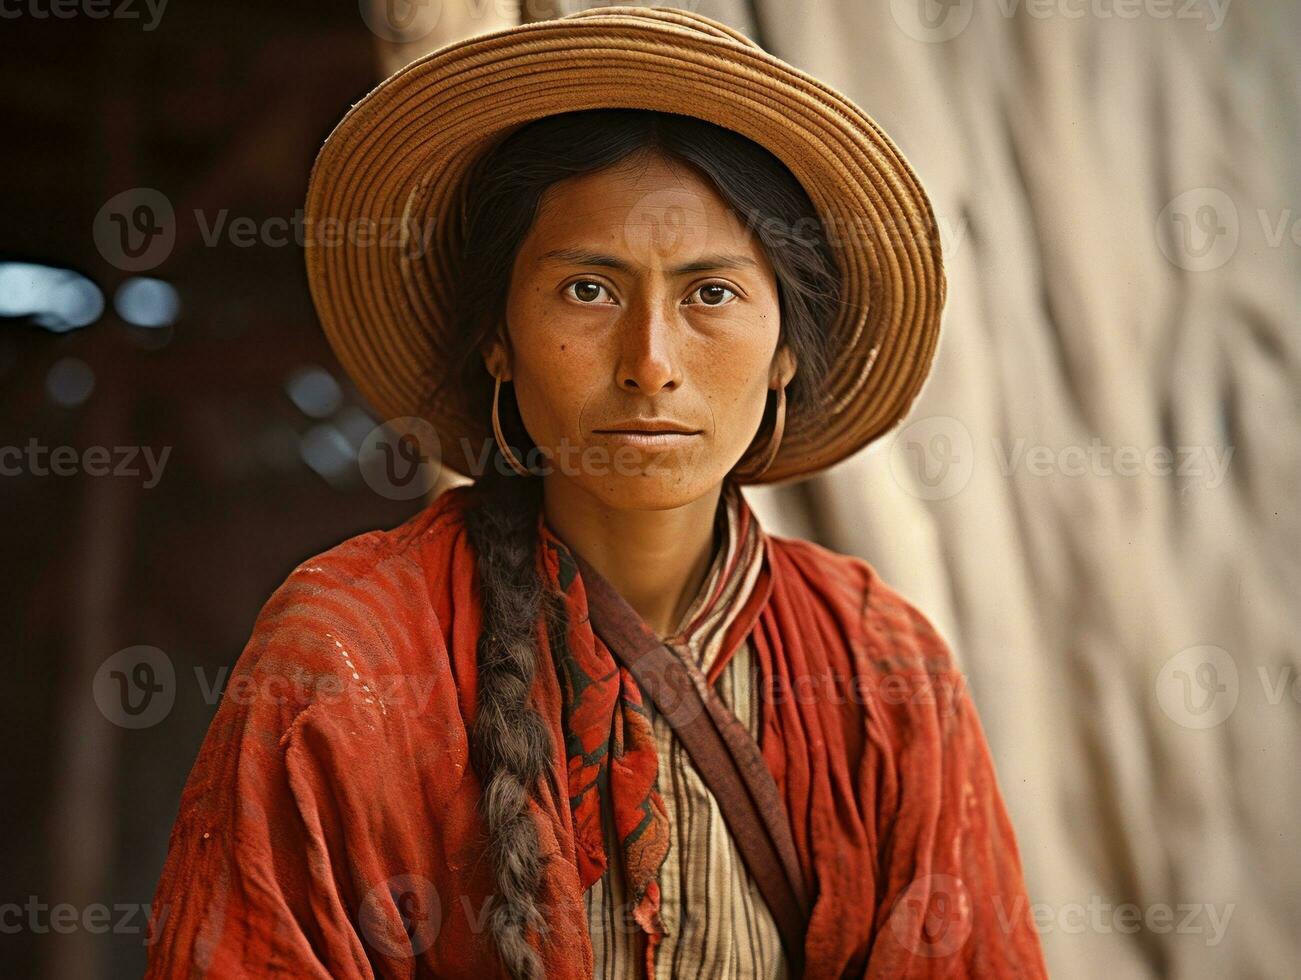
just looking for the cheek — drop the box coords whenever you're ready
[511,336,599,440]
[695,332,775,415]
[503,288,563,431]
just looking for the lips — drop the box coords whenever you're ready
[594,419,701,435]
[593,429,700,449]
[596,429,699,437]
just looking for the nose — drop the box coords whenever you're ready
[615,303,681,395]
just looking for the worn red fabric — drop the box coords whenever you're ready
[146,483,1048,978]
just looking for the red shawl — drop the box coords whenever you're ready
[146,483,1047,978]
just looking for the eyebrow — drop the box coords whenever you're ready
[537,247,759,275]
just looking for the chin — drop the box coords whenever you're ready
[569,468,724,512]
[536,436,739,510]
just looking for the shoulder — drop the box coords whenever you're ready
[172,489,482,814]
[764,531,959,677]
[226,484,480,712]
[766,533,972,771]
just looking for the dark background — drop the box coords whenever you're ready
[2,3,421,975]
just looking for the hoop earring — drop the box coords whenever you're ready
[739,384,787,480]
[491,374,534,478]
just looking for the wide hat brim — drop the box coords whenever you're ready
[304,4,945,486]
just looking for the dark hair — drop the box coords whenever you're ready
[445,108,840,978]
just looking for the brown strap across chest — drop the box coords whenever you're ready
[569,550,810,975]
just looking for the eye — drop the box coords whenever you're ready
[685,282,738,307]
[563,279,616,305]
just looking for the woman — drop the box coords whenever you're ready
[147,7,1047,979]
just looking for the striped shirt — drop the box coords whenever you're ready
[584,482,790,978]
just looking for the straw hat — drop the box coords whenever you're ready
[304,5,945,486]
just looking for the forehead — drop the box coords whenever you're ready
[519,154,767,270]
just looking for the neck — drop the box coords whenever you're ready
[541,477,724,638]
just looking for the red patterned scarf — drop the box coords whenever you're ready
[536,478,771,955]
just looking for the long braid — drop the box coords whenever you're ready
[461,456,565,979]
